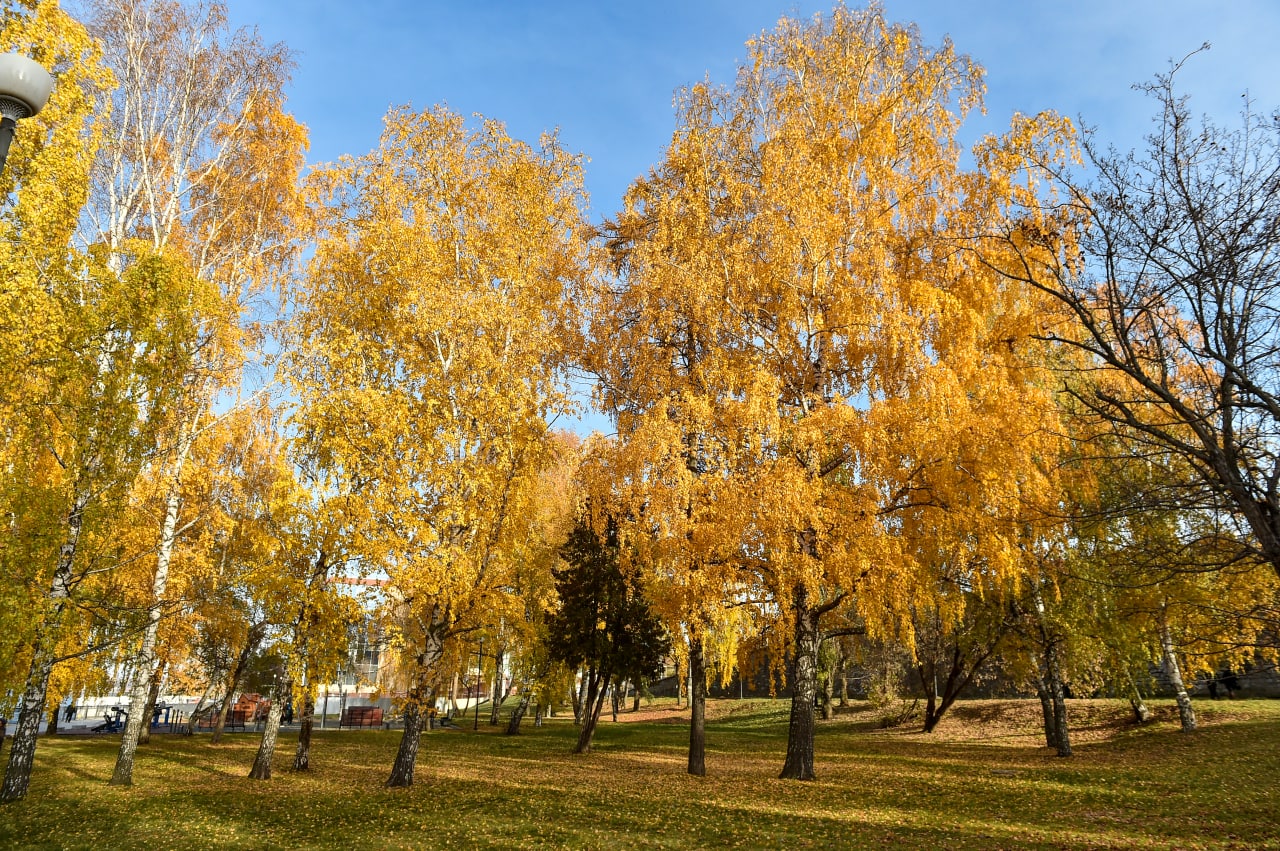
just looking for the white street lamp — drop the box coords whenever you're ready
[0,53,55,176]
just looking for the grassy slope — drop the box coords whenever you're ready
[0,698,1275,849]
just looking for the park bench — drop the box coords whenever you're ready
[192,707,249,732]
[339,706,383,728]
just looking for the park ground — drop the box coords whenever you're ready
[0,698,1276,849]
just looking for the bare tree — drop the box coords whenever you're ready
[1000,55,1280,578]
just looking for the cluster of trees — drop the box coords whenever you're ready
[2,0,1277,801]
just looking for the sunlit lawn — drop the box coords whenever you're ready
[0,698,1276,849]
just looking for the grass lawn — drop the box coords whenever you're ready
[0,697,1276,849]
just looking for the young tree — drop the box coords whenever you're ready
[545,514,669,755]
[289,105,591,788]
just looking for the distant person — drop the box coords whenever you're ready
[63,702,76,722]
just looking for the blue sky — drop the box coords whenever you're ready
[221,1,1280,434]
[223,0,1280,221]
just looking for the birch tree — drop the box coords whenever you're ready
[71,0,309,787]
[0,1,211,803]
[289,105,591,788]
[594,4,1070,780]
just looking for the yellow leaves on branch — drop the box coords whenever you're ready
[591,2,1079,654]
[291,104,592,657]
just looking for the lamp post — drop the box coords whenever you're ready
[0,54,54,176]
[473,638,485,731]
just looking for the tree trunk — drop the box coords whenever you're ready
[138,662,165,745]
[289,634,311,769]
[111,456,186,786]
[673,657,682,710]
[920,644,986,734]
[839,650,849,707]
[819,643,835,722]
[183,676,218,736]
[489,647,506,725]
[1030,582,1071,757]
[293,683,315,771]
[632,689,641,712]
[572,671,587,726]
[2,492,85,803]
[1033,674,1058,749]
[1161,618,1197,733]
[45,707,58,737]
[387,626,446,788]
[1043,643,1072,757]
[211,688,232,743]
[687,635,707,777]
[779,588,820,781]
[213,623,262,744]
[573,666,611,755]
[1127,672,1151,723]
[387,700,425,788]
[506,692,531,735]
[247,676,289,781]
[919,661,940,732]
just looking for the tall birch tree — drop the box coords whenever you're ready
[71,0,309,787]
[594,4,1071,780]
[290,105,591,788]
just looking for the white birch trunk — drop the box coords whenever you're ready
[110,413,197,785]
[1160,616,1197,732]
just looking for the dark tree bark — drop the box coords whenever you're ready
[212,622,264,744]
[1043,643,1072,757]
[387,621,447,788]
[918,640,1000,733]
[44,707,58,737]
[672,657,682,710]
[1027,581,1070,757]
[506,692,531,735]
[1033,674,1058,750]
[2,492,84,803]
[573,665,611,755]
[247,675,290,781]
[138,662,165,746]
[572,671,587,726]
[779,587,821,781]
[687,635,707,776]
[387,701,425,788]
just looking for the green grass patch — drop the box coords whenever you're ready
[0,698,1275,849]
